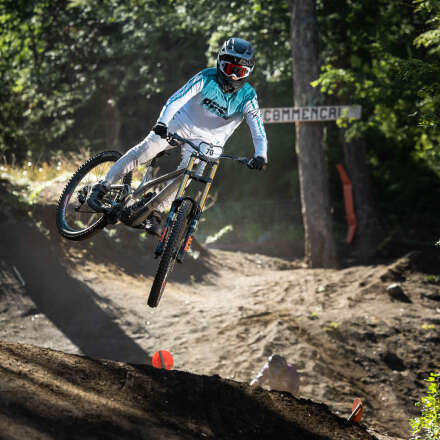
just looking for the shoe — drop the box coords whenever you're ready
[87,181,108,213]
[146,210,163,237]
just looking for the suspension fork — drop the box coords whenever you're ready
[176,161,219,263]
[199,161,219,211]
[154,155,197,258]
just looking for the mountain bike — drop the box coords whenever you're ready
[56,133,250,307]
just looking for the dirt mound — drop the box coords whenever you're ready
[0,341,377,440]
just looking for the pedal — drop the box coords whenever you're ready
[104,203,121,224]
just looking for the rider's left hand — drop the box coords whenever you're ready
[247,156,266,171]
[153,122,168,139]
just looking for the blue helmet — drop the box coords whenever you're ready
[216,37,255,93]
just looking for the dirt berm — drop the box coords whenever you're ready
[0,341,378,440]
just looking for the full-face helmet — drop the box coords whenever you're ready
[216,37,255,93]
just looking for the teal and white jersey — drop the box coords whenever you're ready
[157,68,267,160]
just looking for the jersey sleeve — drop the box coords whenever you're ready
[157,71,204,125]
[243,95,268,161]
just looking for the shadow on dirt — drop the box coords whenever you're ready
[42,202,217,286]
[0,209,150,364]
[0,341,378,440]
[2,178,217,283]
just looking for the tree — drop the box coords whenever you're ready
[339,131,384,261]
[311,0,384,260]
[411,0,440,131]
[0,0,205,160]
[290,0,337,268]
[313,0,440,246]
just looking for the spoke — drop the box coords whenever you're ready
[64,161,114,231]
[76,209,98,214]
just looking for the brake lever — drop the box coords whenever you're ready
[167,138,179,147]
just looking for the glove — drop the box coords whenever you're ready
[247,156,266,170]
[153,122,168,139]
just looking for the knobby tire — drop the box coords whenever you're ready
[56,150,131,241]
[148,199,193,308]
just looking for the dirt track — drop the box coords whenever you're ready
[1,181,440,439]
[0,340,378,440]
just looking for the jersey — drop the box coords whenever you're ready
[157,68,267,160]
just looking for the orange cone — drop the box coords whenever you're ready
[152,350,174,370]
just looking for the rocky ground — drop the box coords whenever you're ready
[1,178,439,439]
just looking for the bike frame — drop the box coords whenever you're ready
[108,132,247,260]
[131,167,185,199]
[112,133,246,225]
[136,133,247,261]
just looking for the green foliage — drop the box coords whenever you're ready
[1,0,440,245]
[0,0,204,160]
[174,0,292,100]
[410,372,440,440]
[412,0,440,135]
[424,274,440,284]
[311,0,440,240]
[315,0,440,162]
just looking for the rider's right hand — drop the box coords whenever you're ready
[153,122,168,139]
[247,156,266,171]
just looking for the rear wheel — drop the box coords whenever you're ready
[148,199,193,307]
[56,151,131,241]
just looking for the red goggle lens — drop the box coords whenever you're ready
[221,61,250,78]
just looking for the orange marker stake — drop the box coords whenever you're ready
[347,398,363,423]
[152,350,174,370]
[336,164,358,244]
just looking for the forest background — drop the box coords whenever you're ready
[1,0,440,259]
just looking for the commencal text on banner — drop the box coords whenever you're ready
[261,105,362,124]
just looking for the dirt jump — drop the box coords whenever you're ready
[1,340,377,440]
[1,179,439,439]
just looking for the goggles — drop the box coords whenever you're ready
[219,60,252,79]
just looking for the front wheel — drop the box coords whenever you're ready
[148,199,193,307]
[56,151,131,241]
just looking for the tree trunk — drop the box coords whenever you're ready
[340,130,384,262]
[290,0,338,268]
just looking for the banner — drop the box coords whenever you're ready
[261,105,362,123]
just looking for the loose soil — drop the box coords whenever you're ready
[1,179,439,439]
[0,341,375,440]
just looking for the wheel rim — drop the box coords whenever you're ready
[62,160,116,233]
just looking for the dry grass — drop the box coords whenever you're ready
[0,150,92,206]
[1,149,90,184]
[0,149,149,207]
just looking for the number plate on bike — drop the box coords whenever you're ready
[198,142,223,160]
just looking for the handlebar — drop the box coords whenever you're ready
[167,132,250,166]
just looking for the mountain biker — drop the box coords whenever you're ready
[250,354,300,396]
[87,37,268,236]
